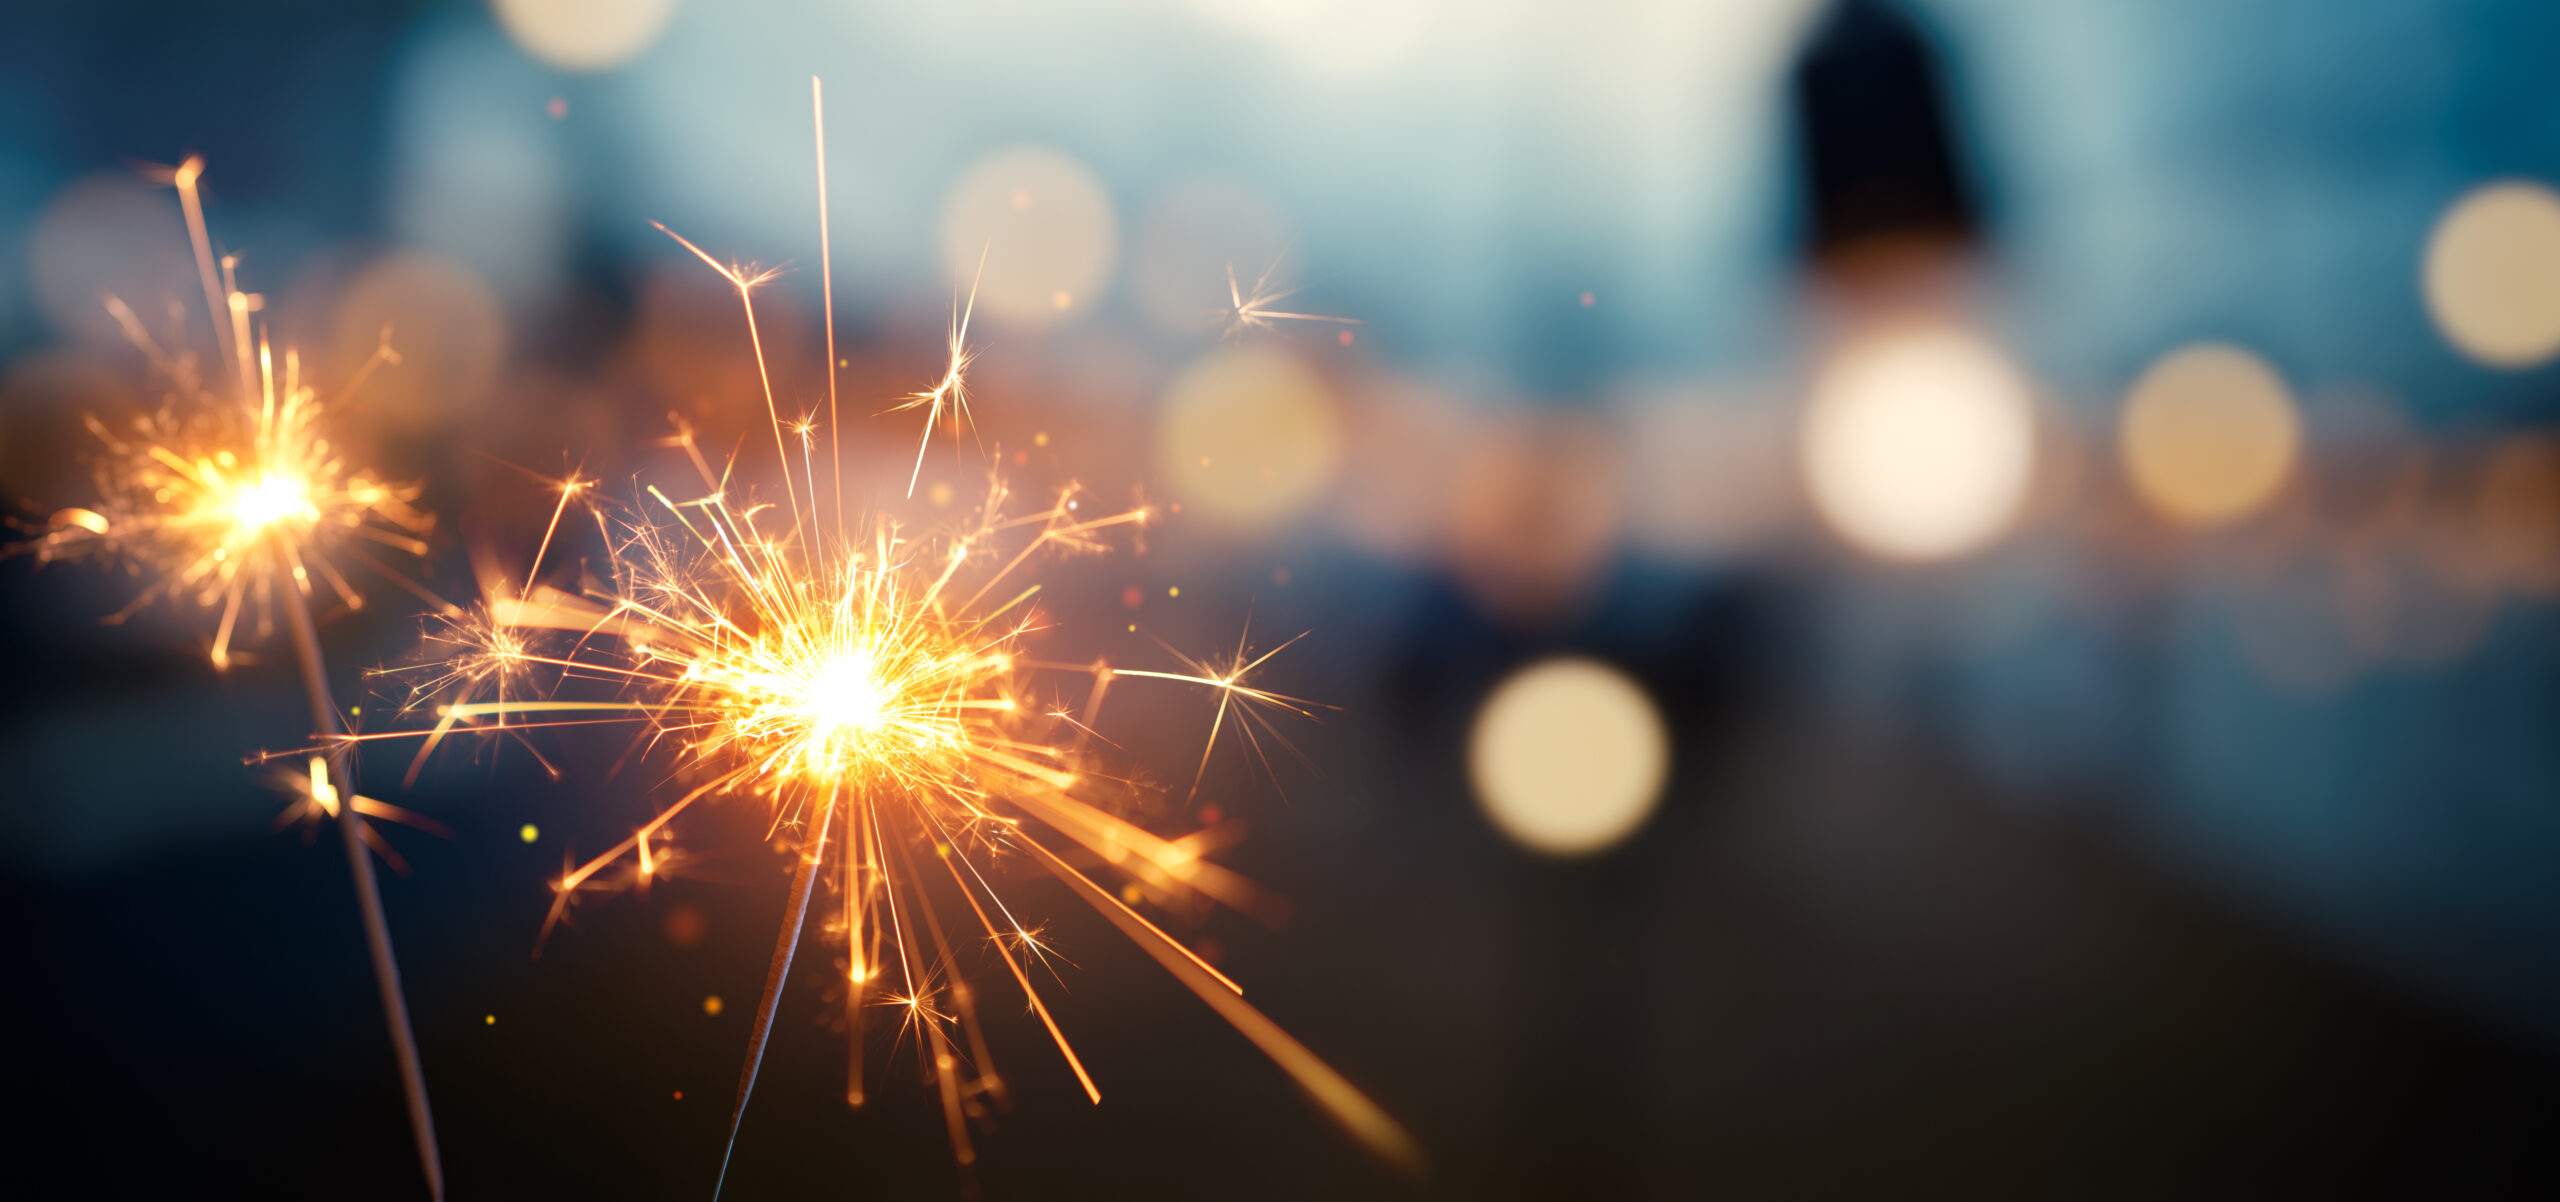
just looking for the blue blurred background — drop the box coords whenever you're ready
[5,0,2559,1197]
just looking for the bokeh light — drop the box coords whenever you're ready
[1800,323,2035,561]
[1446,415,1619,623]
[1156,346,1341,532]
[2478,435,2560,597]
[2423,181,2560,369]
[491,0,681,72]
[2119,343,2300,528]
[27,173,194,349]
[936,146,1118,329]
[329,252,508,433]
[1468,658,1668,857]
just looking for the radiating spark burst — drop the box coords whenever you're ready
[1222,253,1361,340]
[380,79,1421,1194]
[17,162,440,669]
[15,156,449,1199]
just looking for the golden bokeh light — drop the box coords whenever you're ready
[1469,659,1668,857]
[2423,181,2560,369]
[937,147,1118,329]
[1800,323,2035,561]
[2119,343,2300,527]
[491,0,681,72]
[1157,347,1342,531]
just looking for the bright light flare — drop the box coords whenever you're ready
[19,157,437,668]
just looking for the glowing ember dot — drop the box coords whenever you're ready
[703,996,724,1016]
[2119,343,2300,527]
[1120,882,1145,905]
[518,823,539,843]
[1167,586,1180,598]
[1339,329,1355,346]
[1034,431,1049,447]
[484,1014,495,1025]
[673,1090,683,1101]
[2425,181,2560,368]
[1579,291,1595,307]
[1469,658,1668,857]
[1121,585,1144,608]
[1801,323,2035,562]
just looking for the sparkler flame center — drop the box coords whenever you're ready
[805,649,891,736]
[227,471,318,532]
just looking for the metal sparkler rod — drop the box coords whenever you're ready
[277,564,446,1201]
[714,794,836,1202]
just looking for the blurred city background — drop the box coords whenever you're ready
[4,0,2559,1197]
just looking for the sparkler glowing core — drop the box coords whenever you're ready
[385,79,1417,1192]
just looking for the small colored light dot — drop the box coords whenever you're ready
[1052,290,1073,310]
[1167,586,1180,598]
[673,1090,684,1100]
[1580,291,1596,307]
[1120,882,1145,905]
[484,1014,495,1025]
[703,995,724,1016]
[519,823,539,843]
[1338,329,1355,346]
[546,96,568,119]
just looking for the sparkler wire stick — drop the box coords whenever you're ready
[279,563,444,1201]
[714,792,835,1200]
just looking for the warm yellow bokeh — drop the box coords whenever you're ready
[2424,181,2560,369]
[1800,323,2036,561]
[1157,347,1342,531]
[491,0,680,72]
[2119,343,2299,527]
[937,147,1118,329]
[1468,658,1668,857]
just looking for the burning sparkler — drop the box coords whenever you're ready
[383,79,1419,1194]
[22,157,448,1199]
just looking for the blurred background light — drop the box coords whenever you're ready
[936,146,1118,329]
[2119,342,2301,528]
[1467,658,1668,856]
[2423,180,2560,369]
[327,252,507,435]
[1156,345,1340,532]
[28,173,194,349]
[491,0,681,72]
[1800,320,2034,561]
